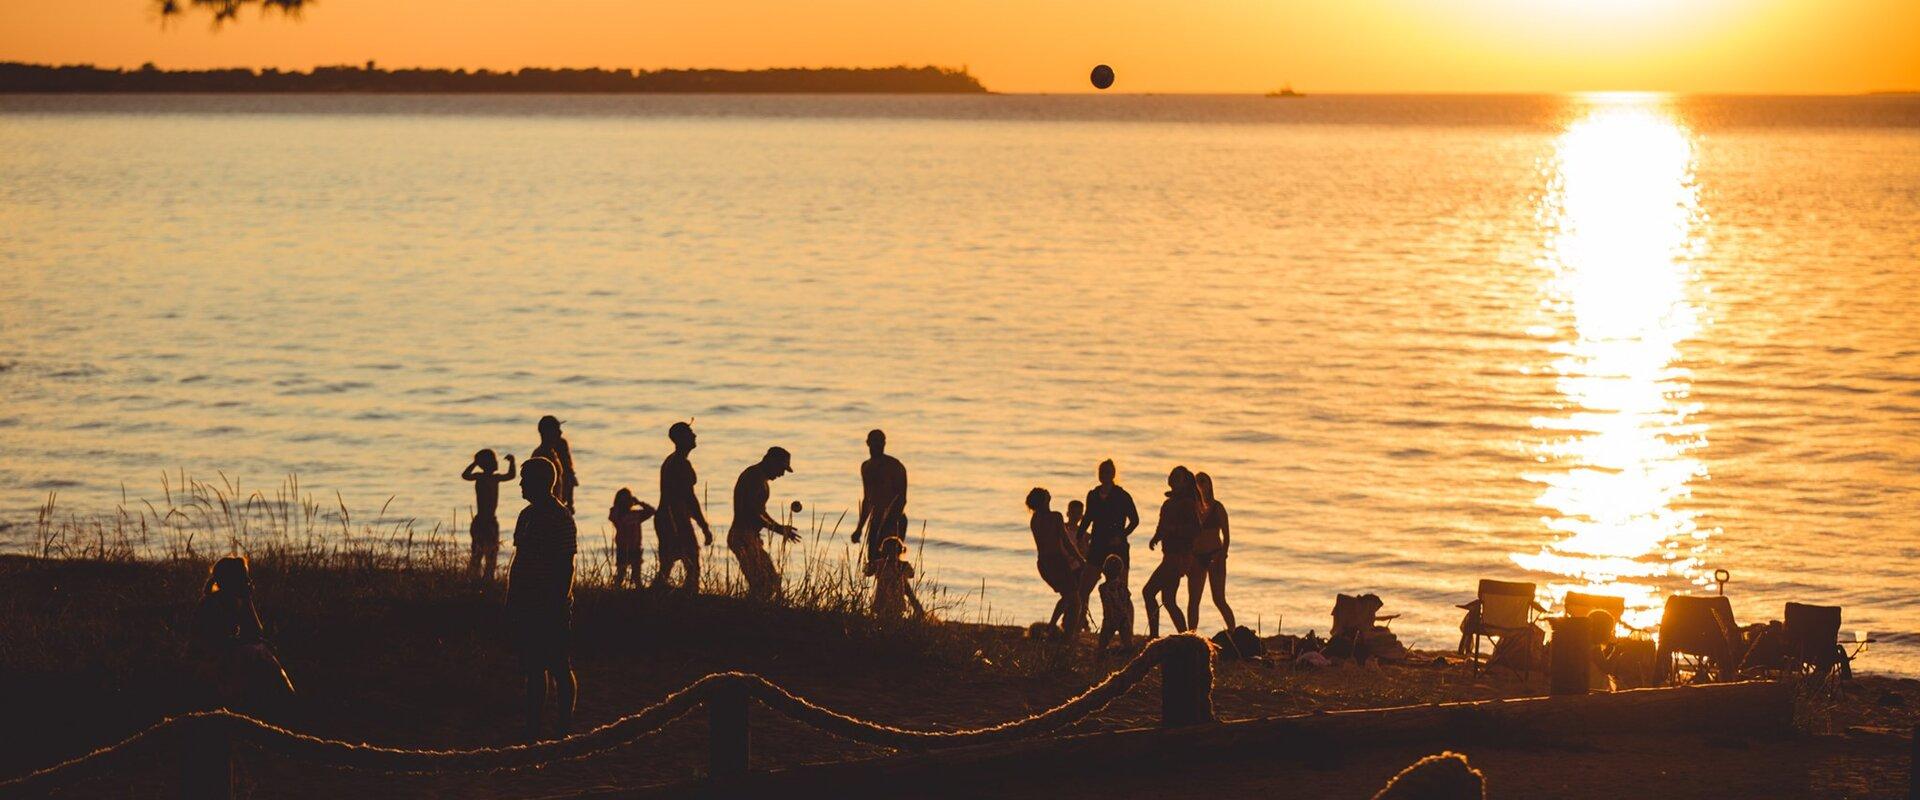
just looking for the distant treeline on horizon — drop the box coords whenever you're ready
[0,61,991,94]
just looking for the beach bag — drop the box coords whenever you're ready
[1211,626,1266,660]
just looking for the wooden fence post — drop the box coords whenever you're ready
[708,679,751,781]
[180,714,233,800]
[1159,635,1215,727]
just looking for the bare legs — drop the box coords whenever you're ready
[1184,554,1235,632]
[1141,558,1188,637]
[652,551,700,592]
[522,664,577,740]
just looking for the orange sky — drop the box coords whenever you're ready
[3,0,1916,93]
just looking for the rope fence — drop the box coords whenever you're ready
[0,634,1217,798]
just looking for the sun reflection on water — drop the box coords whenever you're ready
[1512,95,1711,628]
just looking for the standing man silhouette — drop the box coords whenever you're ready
[850,429,909,563]
[532,415,577,512]
[1076,459,1139,622]
[507,457,577,739]
[729,446,801,600]
[653,422,713,592]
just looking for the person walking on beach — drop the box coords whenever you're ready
[461,449,516,579]
[729,446,801,600]
[866,536,924,621]
[1076,460,1139,625]
[1185,471,1236,632]
[532,416,578,512]
[653,422,713,592]
[851,429,908,563]
[1026,487,1087,635]
[1142,466,1200,638]
[508,457,577,739]
[608,488,654,588]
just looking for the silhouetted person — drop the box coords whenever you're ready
[866,536,923,621]
[192,556,294,711]
[1185,471,1236,632]
[729,447,801,600]
[653,422,713,592]
[608,488,655,588]
[462,449,516,579]
[1096,554,1134,653]
[1076,460,1138,628]
[1026,487,1086,635]
[1065,499,1088,560]
[532,415,578,512]
[1143,466,1199,637]
[851,429,908,562]
[508,457,577,739]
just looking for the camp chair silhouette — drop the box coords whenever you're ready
[1563,591,1650,638]
[1654,594,1741,684]
[1784,602,1860,681]
[1459,580,1545,676]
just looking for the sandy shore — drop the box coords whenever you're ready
[0,555,1912,798]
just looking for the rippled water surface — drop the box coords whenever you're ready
[2,94,1917,670]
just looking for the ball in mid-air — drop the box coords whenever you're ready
[1090,64,1114,90]
[789,500,804,514]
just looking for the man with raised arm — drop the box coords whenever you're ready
[850,429,909,563]
[729,446,801,600]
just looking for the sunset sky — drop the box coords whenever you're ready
[3,0,1916,94]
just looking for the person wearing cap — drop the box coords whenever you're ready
[728,446,801,600]
[653,421,713,592]
[531,415,577,512]
[850,429,909,563]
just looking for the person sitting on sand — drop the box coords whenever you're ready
[1142,466,1200,638]
[729,446,802,600]
[508,457,578,739]
[653,421,714,593]
[531,415,578,513]
[851,429,909,564]
[1076,460,1139,630]
[1185,471,1236,632]
[1026,487,1086,635]
[462,449,516,579]
[1097,554,1134,653]
[865,536,923,621]
[192,556,295,711]
[607,488,655,588]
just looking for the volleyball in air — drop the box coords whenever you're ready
[790,500,804,514]
[1090,64,1114,90]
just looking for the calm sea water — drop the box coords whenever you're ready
[2,94,1917,671]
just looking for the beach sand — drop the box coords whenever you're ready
[1,555,1911,798]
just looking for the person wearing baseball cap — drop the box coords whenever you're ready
[729,446,799,600]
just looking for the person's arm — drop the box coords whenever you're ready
[1075,491,1095,536]
[634,501,656,523]
[905,581,925,618]
[1148,509,1164,550]
[461,460,482,481]
[851,463,871,543]
[1122,494,1139,536]
[501,454,516,480]
[682,480,712,544]
[1056,517,1084,565]
[757,506,798,541]
[1219,506,1230,553]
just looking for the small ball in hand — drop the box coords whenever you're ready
[789,500,804,513]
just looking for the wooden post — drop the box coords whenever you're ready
[180,714,232,800]
[1159,635,1215,727]
[708,679,750,781]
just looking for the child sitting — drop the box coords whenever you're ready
[1097,554,1134,652]
[865,536,924,621]
[608,488,656,588]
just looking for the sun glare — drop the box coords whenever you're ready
[1512,97,1710,629]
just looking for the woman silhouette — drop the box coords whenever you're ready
[1026,487,1086,635]
[1184,472,1235,632]
[1142,466,1199,637]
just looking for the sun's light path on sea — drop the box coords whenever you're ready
[1512,94,1711,630]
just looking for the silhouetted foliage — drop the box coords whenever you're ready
[158,0,305,25]
[0,61,990,94]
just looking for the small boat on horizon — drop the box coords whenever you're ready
[1266,84,1303,98]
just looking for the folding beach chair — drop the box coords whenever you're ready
[1655,594,1741,684]
[1459,580,1545,676]
[1784,602,1858,681]
[1329,593,1399,659]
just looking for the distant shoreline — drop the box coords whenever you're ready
[0,62,991,94]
